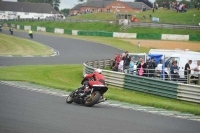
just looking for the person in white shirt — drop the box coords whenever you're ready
[194,61,200,77]
[118,57,124,72]
[193,61,200,84]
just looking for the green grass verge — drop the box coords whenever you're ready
[68,9,200,25]
[7,21,200,36]
[0,34,53,56]
[0,65,199,115]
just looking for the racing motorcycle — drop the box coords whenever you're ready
[66,78,108,107]
[9,28,13,35]
[29,33,33,38]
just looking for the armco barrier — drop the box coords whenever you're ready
[113,32,137,38]
[37,26,46,32]
[83,59,200,104]
[177,84,200,103]
[46,27,54,33]
[124,74,178,99]
[31,26,37,31]
[11,24,15,28]
[24,26,31,30]
[189,35,200,41]
[64,29,72,35]
[137,33,161,40]
[54,28,64,34]
[72,30,78,35]
[78,31,113,37]
[20,25,24,30]
[161,34,189,41]
[17,25,20,29]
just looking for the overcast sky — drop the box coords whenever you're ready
[3,0,154,9]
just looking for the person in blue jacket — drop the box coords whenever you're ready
[170,61,179,81]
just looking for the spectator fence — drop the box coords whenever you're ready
[120,22,200,31]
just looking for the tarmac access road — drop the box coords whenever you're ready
[0,31,200,133]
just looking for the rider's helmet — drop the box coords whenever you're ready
[94,68,102,74]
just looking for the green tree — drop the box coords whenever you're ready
[53,0,60,11]
[60,8,70,16]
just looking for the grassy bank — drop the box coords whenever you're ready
[68,9,200,25]
[0,34,53,56]
[0,65,199,115]
[7,21,200,36]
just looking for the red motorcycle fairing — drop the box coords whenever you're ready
[91,85,108,95]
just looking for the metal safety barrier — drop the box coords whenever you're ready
[120,22,200,31]
[0,19,115,24]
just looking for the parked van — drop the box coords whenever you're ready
[156,51,200,79]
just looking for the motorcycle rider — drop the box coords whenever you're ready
[28,29,33,38]
[0,24,2,32]
[77,68,107,102]
[9,27,13,34]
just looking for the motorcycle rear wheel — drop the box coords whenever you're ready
[85,91,101,107]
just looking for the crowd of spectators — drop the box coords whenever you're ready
[110,53,200,83]
[153,1,187,12]
[110,51,157,77]
[71,8,111,16]
[45,15,65,20]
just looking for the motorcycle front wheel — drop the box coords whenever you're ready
[85,91,101,107]
[66,95,73,104]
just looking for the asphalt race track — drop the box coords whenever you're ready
[0,31,200,133]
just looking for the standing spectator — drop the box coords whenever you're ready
[152,7,155,13]
[184,60,194,78]
[170,61,179,81]
[156,3,158,9]
[149,14,152,19]
[136,57,143,67]
[137,58,147,76]
[111,54,120,71]
[118,57,124,72]
[143,15,146,19]
[122,51,131,73]
[129,58,135,74]
[110,59,114,68]
[148,57,157,77]
[115,53,121,64]
[169,58,175,67]
[193,61,200,84]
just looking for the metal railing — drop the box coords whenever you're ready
[83,59,200,103]
[0,18,115,24]
[120,22,200,31]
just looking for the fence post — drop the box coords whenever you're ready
[104,59,106,68]
[93,61,95,68]
[98,60,100,68]
[187,74,191,84]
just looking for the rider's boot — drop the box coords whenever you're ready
[98,96,107,103]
